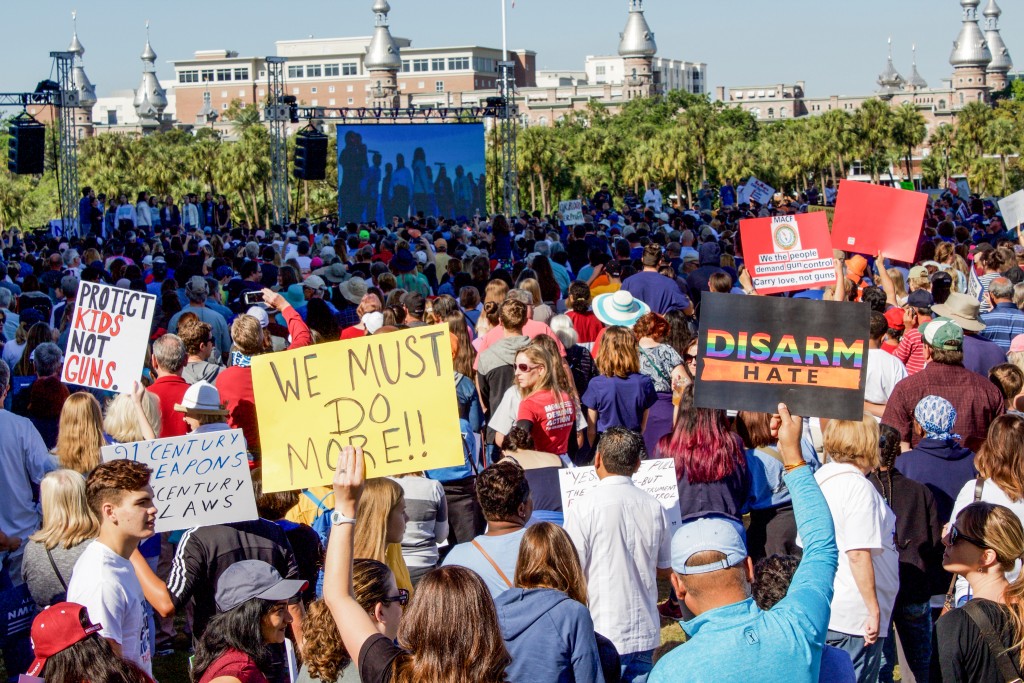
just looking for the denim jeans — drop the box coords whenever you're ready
[827,630,885,683]
[879,601,932,683]
[620,649,654,683]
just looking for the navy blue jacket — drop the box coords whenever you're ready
[896,438,976,522]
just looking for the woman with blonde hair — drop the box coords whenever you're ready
[886,268,909,306]
[103,383,160,443]
[934,502,1024,681]
[581,326,656,448]
[477,279,509,339]
[20,470,98,608]
[341,293,384,340]
[355,478,412,595]
[494,521,605,682]
[53,392,106,474]
[298,560,405,682]
[518,278,552,325]
[816,415,899,679]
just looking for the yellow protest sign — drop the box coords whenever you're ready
[252,323,464,492]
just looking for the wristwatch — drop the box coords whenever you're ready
[330,511,357,526]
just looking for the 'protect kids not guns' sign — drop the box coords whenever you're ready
[693,293,869,420]
[102,429,258,532]
[252,323,465,492]
[61,280,156,393]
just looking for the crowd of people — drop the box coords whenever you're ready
[1,182,1024,683]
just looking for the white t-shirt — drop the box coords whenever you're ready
[67,540,152,676]
[643,189,663,212]
[863,348,908,407]
[811,462,899,637]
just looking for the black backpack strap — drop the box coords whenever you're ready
[962,601,1023,683]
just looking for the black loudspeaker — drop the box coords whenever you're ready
[294,131,328,181]
[7,120,46,175]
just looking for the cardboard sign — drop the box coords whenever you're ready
[558,200,585,226]
[61,281,156,393]
[738,176,776,205]
[102,429,258,533]
[830,179,927,263]
[999,190,1024,232]
[806,205,835,228]
[559,459,682,531]
[740,213,836,295]
[693,293,869,420]
[252,324,464,492]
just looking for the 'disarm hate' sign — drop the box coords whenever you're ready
[252,323,464,492]
[693,293,869,420]
[61,280,156,393]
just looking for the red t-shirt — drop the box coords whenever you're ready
[566,310,604,344]
[517,389,576,455]
[198,649,268,683]
[341,325,367,340]
[146,374,190,438]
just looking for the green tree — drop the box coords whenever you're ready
[891,103,928,180]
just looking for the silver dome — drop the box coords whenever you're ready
[618,1,657,58]
[986,31,1013,72]
[68,31,84,57]
[907,44,928,89]
[136,32,167,118]
[983,0,1001,18]
[950,4,992,69]
[73,66,97,108]
[372,0,391,14]
[141,39,157,62]
[365,0,401,71]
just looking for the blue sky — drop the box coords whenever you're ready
[1,0,1019,99]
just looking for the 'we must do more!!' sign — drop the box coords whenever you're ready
[252,324,465,492]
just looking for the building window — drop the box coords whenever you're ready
[106,110,117,125]
[292,87,299,95]
[311,99,318,106]
[328,86,335,93]
[342,62,358,76]
[448,57,469,70]
[418,81,425,89]
[402,60,410,73]
[473,57,495,73]
[238,90,246,97]
[311,87,318,93]
[325,64,340,77]
[179,70,199,84]
[938,99,946,109]
[780,106,787,118]
[596,66,606,75]
[221,91,228,98]
[436,80,444,93]
[201,69,214,82]
[413,59,429,72]
[347,85,354,92]
[222,103,229,110]
[308,64,322,78]
[329,99,336,105]
[432,58,446,71]
[348,98,355,104]
[767,108,774,119]
[216,69,231,81]
[288,65,304,78]
[233,68,249,80]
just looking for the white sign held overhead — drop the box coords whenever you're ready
[559,200,585,226]
[999,190,1024,232]
[102,429,258,533]
[559,459,682,531]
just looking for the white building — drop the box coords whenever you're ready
[584,55,707,95]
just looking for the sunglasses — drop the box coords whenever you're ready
[949,525,988,549]
[382,588,410,606]
[515,363,540,373]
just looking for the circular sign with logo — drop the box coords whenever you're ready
[773,223,799,251]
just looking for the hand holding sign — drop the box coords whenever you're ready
[770,403,805,466]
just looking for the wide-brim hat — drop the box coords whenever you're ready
[174,380,230,415]
[932,292,986,332]
[592,290,650,328]
[320,262,347,284]
[339,277,368,305]
[392,248,417,272]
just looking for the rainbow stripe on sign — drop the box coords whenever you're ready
[704,331,864,368]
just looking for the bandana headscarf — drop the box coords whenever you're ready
[914,395,961,441]
[230,350,252,369]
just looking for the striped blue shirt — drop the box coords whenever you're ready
[980,302,1024,353]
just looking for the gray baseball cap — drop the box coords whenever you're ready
[214,560,307,612]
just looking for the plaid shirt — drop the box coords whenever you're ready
[882,361,1005,449]
[980,303,1024,353]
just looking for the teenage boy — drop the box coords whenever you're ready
[67,460,157,676]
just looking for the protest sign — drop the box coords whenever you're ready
[739,213,836,295]
[558,200,585,226]
[738,176,776,205]
[252,323,464,492]
[693,293,869,420]
[61,280,156,393]
[102,429,258,533]
[559,459,682,531]
[830,179,927,263]
[806,205,835,229]
[999,189,1024,232]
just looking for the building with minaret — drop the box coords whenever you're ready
[364,0,402,109]
[983,0,1013,92]
[876,38,905,100]
[134,25,169,131]
[618,0,658,100]
[68,14,97,140]
[950,0,992,105]
[905,45,929,92]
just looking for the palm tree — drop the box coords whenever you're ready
[820,109,856,182]
[891,103,928,180]
[853,99,897,183]
[984,116,1018,195]
[929,124,956,188]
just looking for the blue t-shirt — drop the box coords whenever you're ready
[621,271,691,314]
[581,373,657,433]
[442,528,527,597]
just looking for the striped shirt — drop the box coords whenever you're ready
[980,303,1024,353]
[894,325,929,375]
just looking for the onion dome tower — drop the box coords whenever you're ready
[68,12,97,137]
[134,22,168,127]
[982,0,1013,92]
[906,44,929,91]
[618,0,658,100]
[365,0,402,109]
[950,0,992,105]
[876,38,905,99]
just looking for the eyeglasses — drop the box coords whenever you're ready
[382,589,410,606]
[515,363,540,374]
[949,525,988,549]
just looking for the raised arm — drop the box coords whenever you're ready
[874,253,897,307]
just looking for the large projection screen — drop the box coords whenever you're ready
[336,123,486,224]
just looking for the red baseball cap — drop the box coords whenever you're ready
[884,307,906,331]
[26,602,103,676]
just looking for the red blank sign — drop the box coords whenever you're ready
[830,179,927,264]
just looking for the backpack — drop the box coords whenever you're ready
[303,489,333,597]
